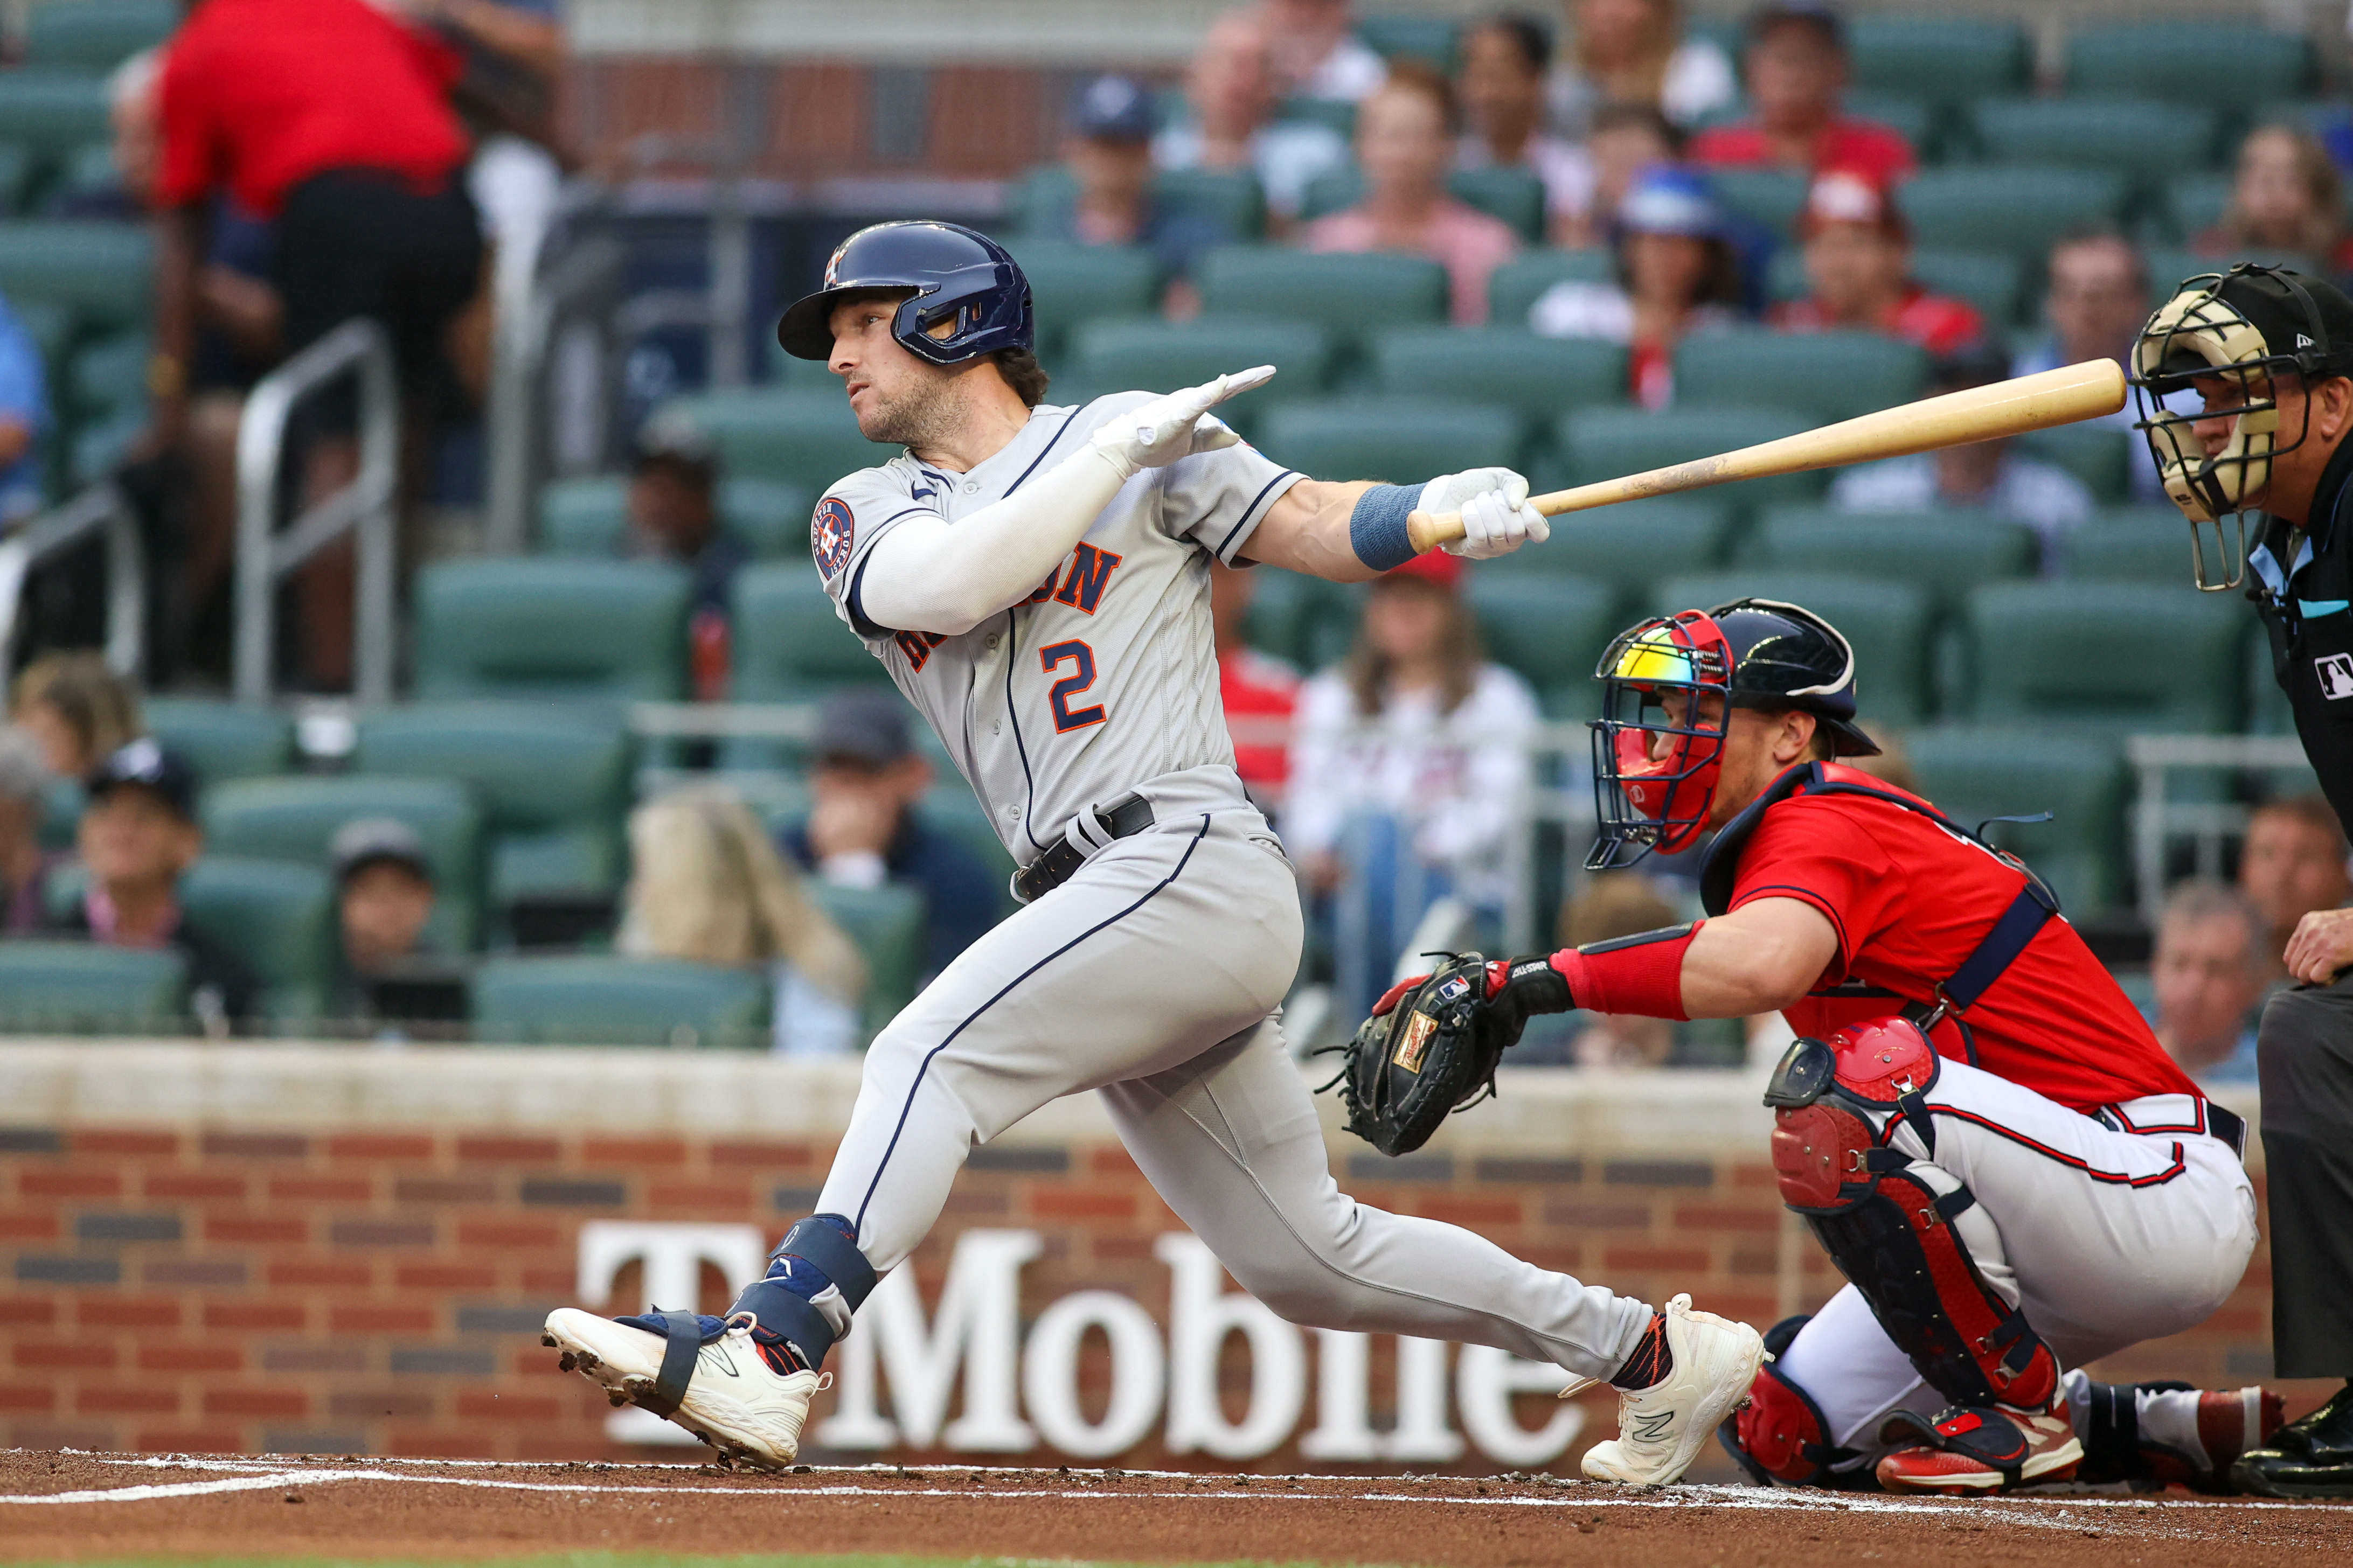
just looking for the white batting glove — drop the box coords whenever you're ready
[1089,365,1278,481]
[1419,466,1550,560]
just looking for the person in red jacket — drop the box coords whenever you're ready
[1686,3,1913,185]
[1769,168,1982,356]
[1384,598,2273,1494]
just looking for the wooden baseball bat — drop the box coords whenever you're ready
[1405,357,2129,554]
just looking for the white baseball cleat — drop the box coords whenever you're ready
[1570,1293,1766,1485]
[542,1307,822,1470]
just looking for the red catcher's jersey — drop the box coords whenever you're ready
[1728,763,2199,1111]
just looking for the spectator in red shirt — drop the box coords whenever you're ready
[1771,168,1982,355]
[1688,3,1913,187]
[150,0,484,691]
[1210,559,1300,809]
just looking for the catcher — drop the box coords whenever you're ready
[1344,599,2272,1493]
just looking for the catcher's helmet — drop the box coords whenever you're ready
[2131,263,2353,590]
[777,220,1033,365]
[1588,598,1877,868]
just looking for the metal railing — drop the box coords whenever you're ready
[483,233,627,556]
[233,318,399,705]
[2127,732,2316,926]
[0,480,144,675]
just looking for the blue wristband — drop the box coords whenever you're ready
[1349,483,1421,572]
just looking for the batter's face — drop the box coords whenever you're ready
[828,294,969,449]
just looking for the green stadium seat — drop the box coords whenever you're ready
[731,561,886,702]
[655,388,883,494]
[1974,100,2222,181]
[1195,247,1449,351]
[915,783,1018,901]
[473,954,769,1049]
[2144,247,2317,311]
[1369,327,1625,430]
[1507,497,1734,604]
[1674,331,1926,422]
[2066,25,2313,107]
[68,402,142,486]
[1904,727,2129,915]
[1275,99,1356,139]
[23,0,176,68]
[355,703,631,908]
[1300,165,1545,242]
[0,220,154,332]
[534,475,810,558]
[46,139,120,212]
[1910,248,2025,327]
[1848,18,2031,103]
[413,559,689,701]
[1705,168,1810,239]
[1067,318,1334,419]
[1006,165,1079,234]
[1241,568,1362,672]
[2015,423,2135,504]
[1656,570,1934,726]
[0,940,185,1033]
[722,478,815,557]
[1151,168,1267,242]
[66,330,146,419]
[1001,239,1160,360]
[181,857,336,1026]
[2058,508,2197,581]
[143,697,294,786]
[0,144,34,215]
[200,775,485,951]
[1488,248,1613,327]
[2157,177,2232,248]
[809,880,925,1041]
[15,297,72,365]
[1959,581,2246,734]
[1466,574,1622,716]
[1745,507,2036,614]
[1843,93,1937,157]
[0,72,110,159]
[1356,14,1459,69]
[1900,168,2128,262]
[1257,400,1522,486]
[1558,406,1818,516]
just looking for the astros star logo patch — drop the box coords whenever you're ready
[811,498,855,580]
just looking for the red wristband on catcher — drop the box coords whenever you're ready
[1551,922,1699,1021]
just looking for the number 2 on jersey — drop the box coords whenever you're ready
[1039,640,1106,733]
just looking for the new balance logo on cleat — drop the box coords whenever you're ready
[1633,1410,1676,1442]
[697,1342,741,1378]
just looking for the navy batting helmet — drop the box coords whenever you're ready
[777,221,1033,365]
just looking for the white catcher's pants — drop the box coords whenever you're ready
[814,810,1654,1379]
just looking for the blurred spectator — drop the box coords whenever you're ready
[1844,731,1914,793]
[406,0,571,253]
[1456,15,1595,247]
[1303,65,1521,324]
[1287,550,1538,1016]
[46,741,255,1030]
[1529,165,1743,407]
[1155,12,1351,226]
[624,416,746,703]
[2202,123,2353,273]
[624,785,867,1057]
[2240,794,2352,975]
[1688,3,1913,185]
[1211,559,1301,809]
[0,289,49,527]
[780,689,1001,985]
[2149,879,2271,1084]
[1046,75,1226,278]
[1831,345,2093,567]
[0,728,57,934]
[1261,0,1389,103]
[1568,101,1681,246]
[10,654,142,781]
[1547,0,1736,140]
[328,818,440,1013]
[1772,169,1981,354]
[151,0,485,692]
[1559,872,1677,1067]
[2014,232,2165,503]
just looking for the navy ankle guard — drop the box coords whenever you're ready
[724,1216,879,1370]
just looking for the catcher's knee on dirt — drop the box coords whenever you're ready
[1763,1021,2060,1413]
[1721,1315,1862,1487]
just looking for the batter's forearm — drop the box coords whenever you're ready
[1240,478,1382,580]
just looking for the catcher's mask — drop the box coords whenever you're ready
[2131,263,2353,591]
[1589,599,1878,869]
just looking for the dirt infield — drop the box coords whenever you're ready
[4,1451,2352,1566]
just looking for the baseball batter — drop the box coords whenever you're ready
[545,220,1762,1479]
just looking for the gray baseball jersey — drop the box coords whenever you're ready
[811,393,1304,866]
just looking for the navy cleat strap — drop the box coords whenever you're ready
[772,1215,879,1309]
[728,1278,843,1369]
[642,1306,704,1418]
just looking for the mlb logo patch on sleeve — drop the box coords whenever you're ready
[811,498,855,580]
[2319,652,2353,700]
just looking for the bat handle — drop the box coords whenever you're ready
[1405,509,1464,554]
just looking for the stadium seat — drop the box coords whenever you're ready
[728,563,891,765]
[0,220,154,333]
[45,140,121,213]
[1356,14,1459,69]
[1705,168,1810,239]
[1150,168,1268,242]
[1972,100,2221,180]
[1001,239,1160,360]
[413,559,690,701]
[1655,570,1934,726]
[0,941,185,1033]
[1507,497,1734,604]
[200,775,485,951]
[1368,327,1625,430]
[1195,247,1449,352]
[915,783,1018,906]
[535,476,809,558]
[1674,331,1926,422]
[1747,507,2035,614]
[1258,400,1522,486]
[1909,248,2025,328]
[809,880,925,1040]
[354,703,631,909]
[23,0,176,68]
[1842,93,1937,158]
[473,955,769,1049]
[181,857,336,1026]
[67,330,146,420]
[0,144,33,215]
[1904,727,2129,916]
[2065,24,2314,107]
[2057,508,2197,581]
[2016,423,2135,504]
[654,388,884,495]
[1067,318,1334,417]
[721,478,814,557]
[1466,574,1622,716]
[0,72,109,161]
[2159,175,2232,246]
[1487,248,1613,327]
[1242,568,1363,672]
[1558,407,1818,517]
[1300,165,1546,243]
[1960,581,2246,733]
[2143,247,2317,310]
[1848,18,2031,102]
[143,698,294,785]
[1275,99,1356,139]
[1900,168,2128,262]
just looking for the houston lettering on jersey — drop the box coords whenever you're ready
[1025,542,1125,614]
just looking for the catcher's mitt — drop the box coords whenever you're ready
[1332,953,1506,1158]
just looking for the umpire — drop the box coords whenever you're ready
[2134,263,2353,1496]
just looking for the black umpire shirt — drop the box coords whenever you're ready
[2251,429,2353,830]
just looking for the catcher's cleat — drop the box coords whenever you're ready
[2230,1381,2353,1500]
[1875,1400,2081,1493]
[1572,1294,1765,1485]
[543,1306,823,1469]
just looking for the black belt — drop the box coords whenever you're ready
[2205,1103,2247,1160]
[1012,792,1155,904]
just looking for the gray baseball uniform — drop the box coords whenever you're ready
[804,393,1652,1380]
